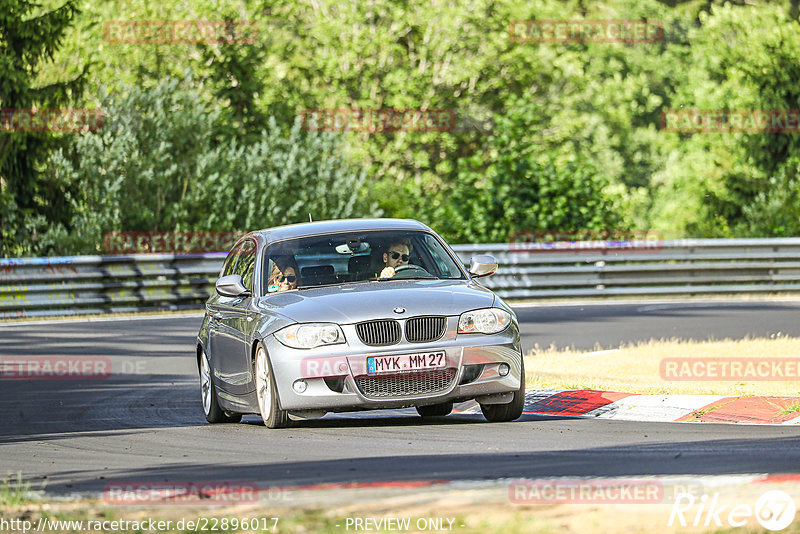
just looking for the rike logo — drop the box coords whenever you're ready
[669,490,796,531]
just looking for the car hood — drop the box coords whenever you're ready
[256,279,495,324]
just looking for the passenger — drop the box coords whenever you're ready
[379,239,412,279]
[267,257,300,292]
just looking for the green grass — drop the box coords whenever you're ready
[0,474,32,506]
[686,404,722,420]
[780,403,800,415]
[526,336,800,397]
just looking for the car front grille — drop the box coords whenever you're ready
[355,319,401,346]
[355,368,457,398]
[405,316,446,343]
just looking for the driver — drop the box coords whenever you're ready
[379,239,412,279]
[267,256,300,292]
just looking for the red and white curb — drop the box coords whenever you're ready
[454,390,800,424]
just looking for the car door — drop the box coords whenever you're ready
[209,238,258,396]
[207,241,241,366]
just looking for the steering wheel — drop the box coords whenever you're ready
[391,264,432,278]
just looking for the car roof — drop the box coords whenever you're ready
[252,218,433,243]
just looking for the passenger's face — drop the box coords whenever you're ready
[278,267,297,291]
[384,244,410,268]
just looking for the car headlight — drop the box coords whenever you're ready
[274,323,346,349]
[458,308,512,334]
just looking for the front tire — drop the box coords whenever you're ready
[255,344,290,429]
[416,402,453,417]
[200,349,241,424]
[480,357,526,423]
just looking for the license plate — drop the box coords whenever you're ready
[367,352,446,374]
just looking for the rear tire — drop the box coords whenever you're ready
[416,402,453,417]
[480,358,526,423]
[200,349,242,424]
[255,343,290,429]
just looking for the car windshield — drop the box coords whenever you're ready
[262,230,465,292]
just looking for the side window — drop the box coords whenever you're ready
[263,258,274,294]
[235,239,257,290]
[423,234,463,278]
[221,242,244,277]
[422,235,446,275]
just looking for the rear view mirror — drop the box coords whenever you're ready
[216,274,252,297]
[469,255,498,278]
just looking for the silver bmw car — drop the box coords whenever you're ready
[196,218,525,428]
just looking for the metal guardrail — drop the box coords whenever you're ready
[0,253,226,318]
[455,238,800,298]
[2,238,800,318]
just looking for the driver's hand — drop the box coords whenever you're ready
[380,266,395,278]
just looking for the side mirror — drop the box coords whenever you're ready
[216,274,252,298]
[469,254,498,278]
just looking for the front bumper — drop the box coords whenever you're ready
[264,319,523,412]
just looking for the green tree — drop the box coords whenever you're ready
[0,0,89,256]
[741,157,800,236]
[13,0,800,256]
[435,99,624,243]
[651,2,800,236]
[199,40,269,143]
[45,78,379,255]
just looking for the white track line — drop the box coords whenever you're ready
[0,311,204,328]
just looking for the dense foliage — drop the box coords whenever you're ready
[0,0,88,255]
[2,0,799,255]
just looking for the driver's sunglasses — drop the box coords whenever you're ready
[277,275,297,283]
[388,252,410,262]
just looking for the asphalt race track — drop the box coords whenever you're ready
[515,299,800,350]
[1,299,799,495]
